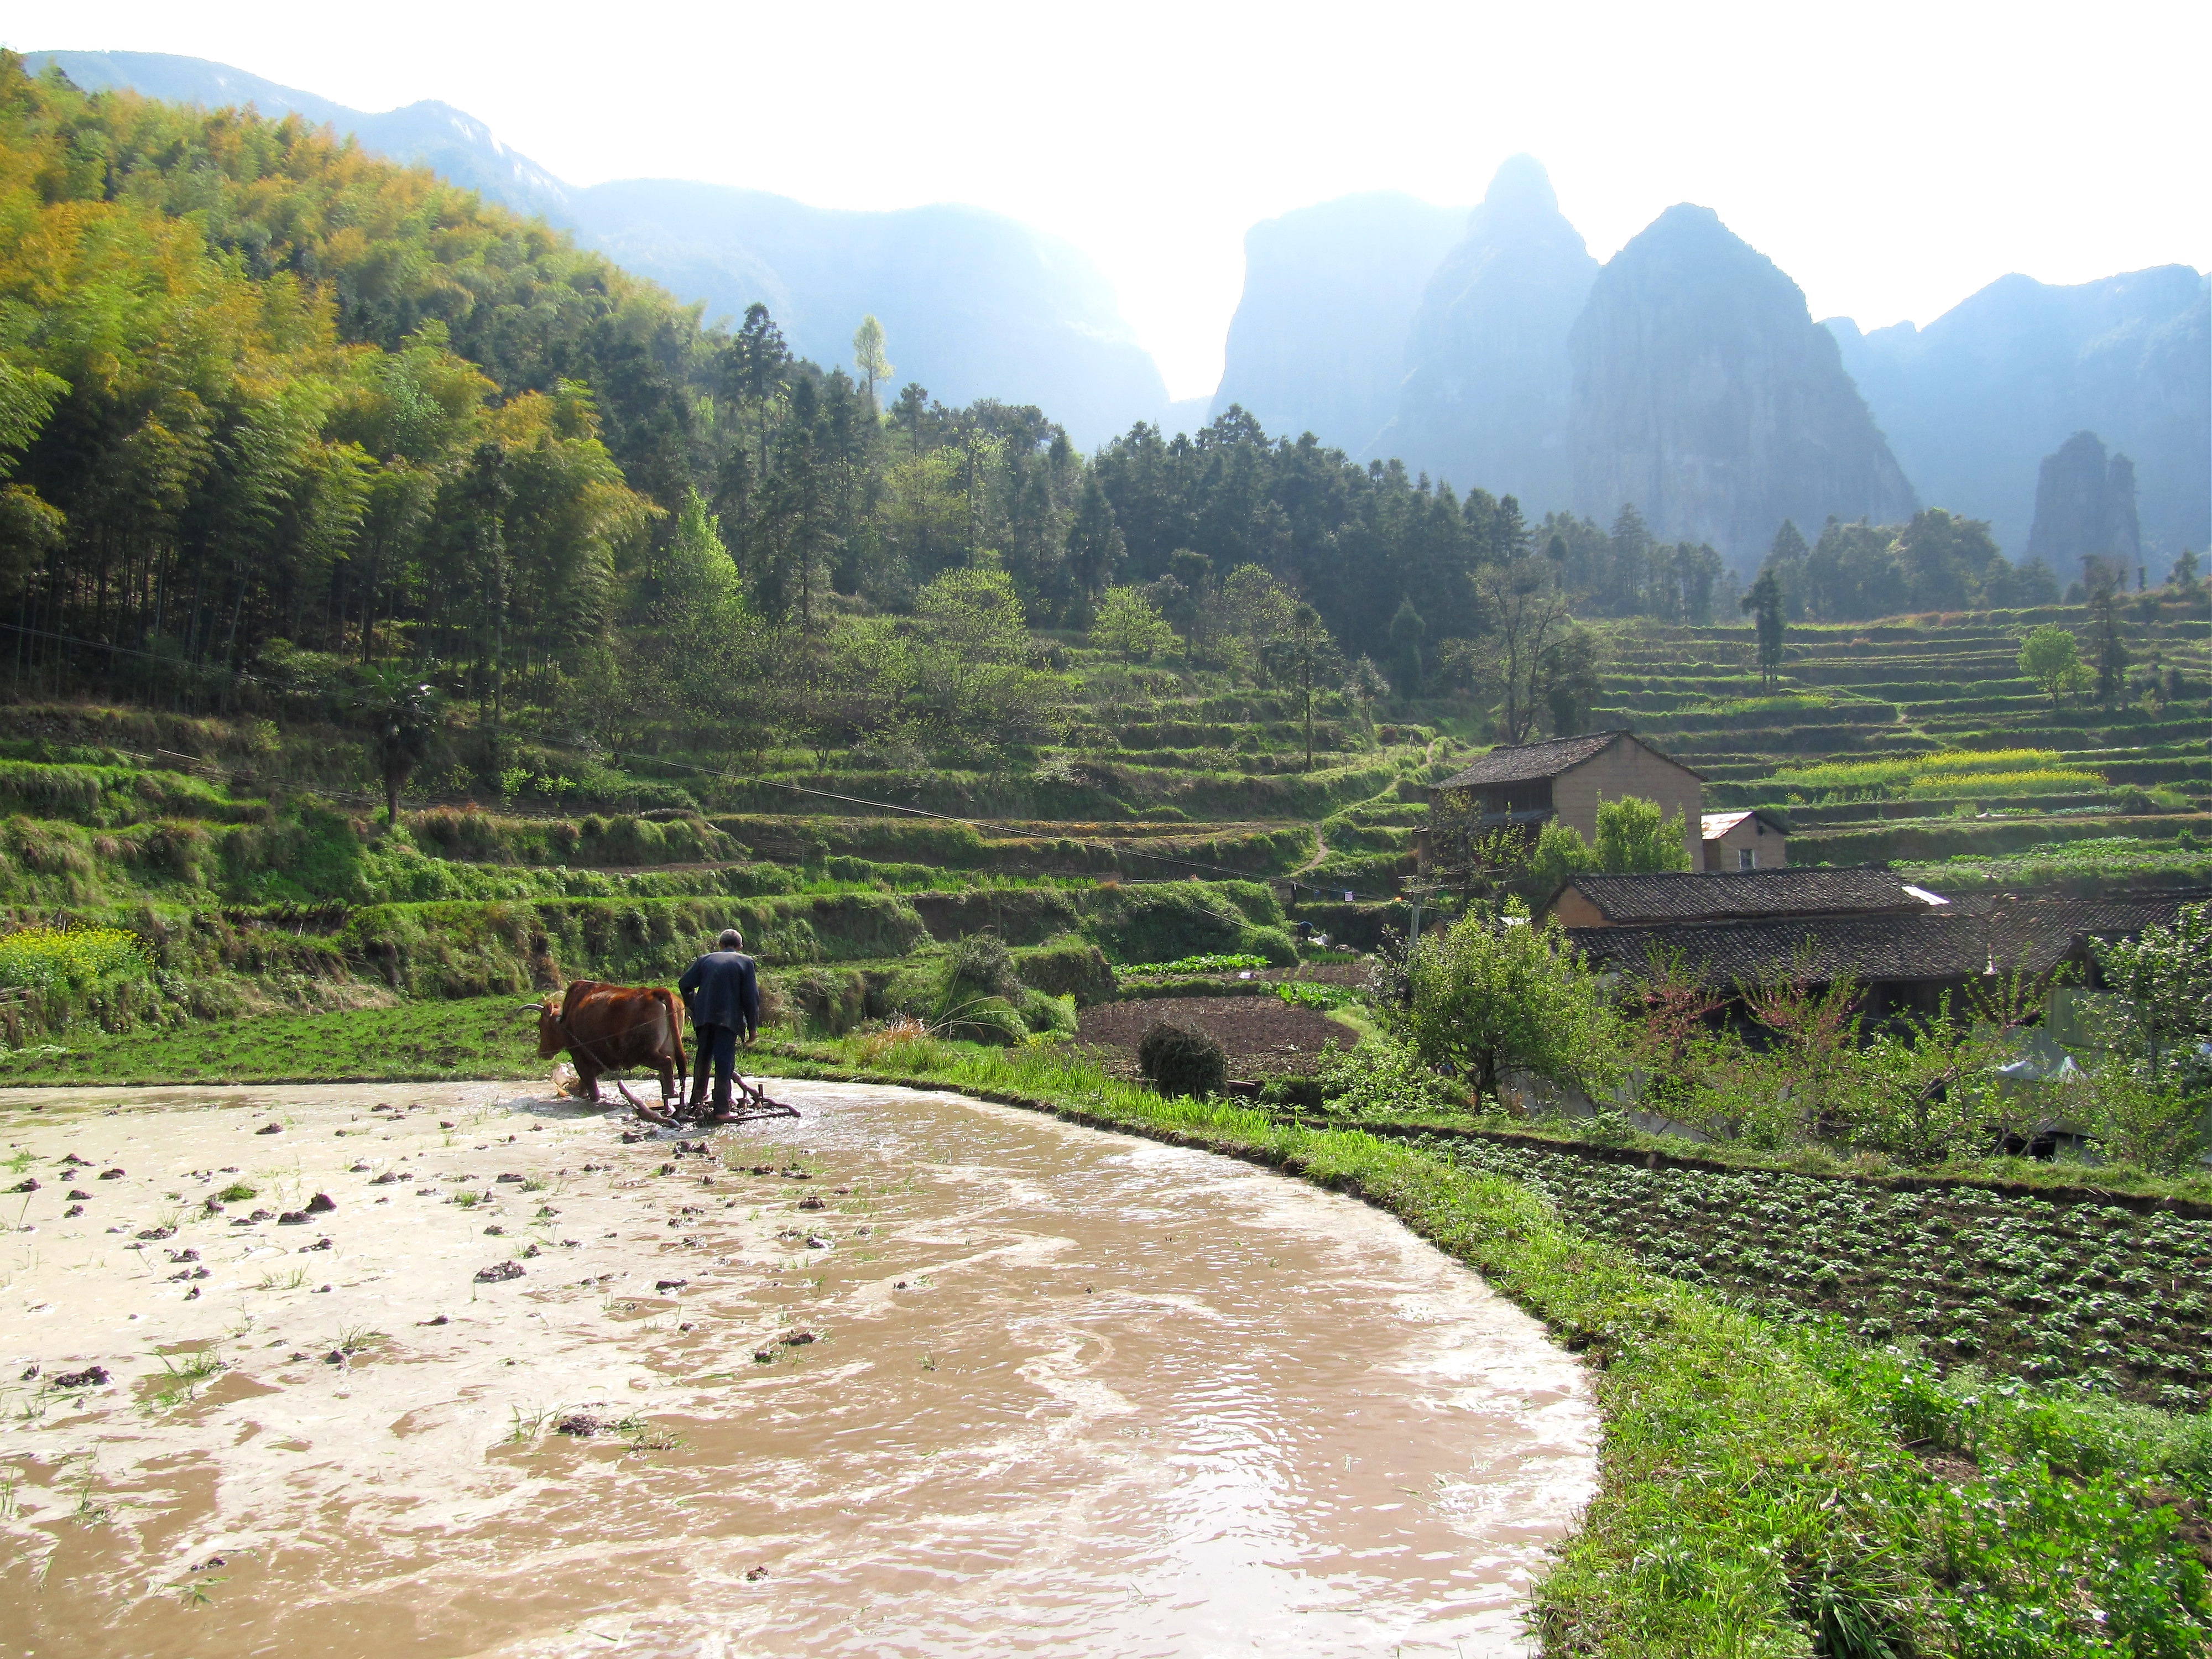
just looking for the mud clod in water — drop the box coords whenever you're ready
[474,1260,525,1284]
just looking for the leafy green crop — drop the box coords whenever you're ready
[1408,1132,2212,1407]
[1117,952,1269,975]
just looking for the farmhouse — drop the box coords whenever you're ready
[1429,731,1704,865]
[1702,808,1788,870]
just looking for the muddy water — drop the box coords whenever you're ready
[0,1078,1594,1657]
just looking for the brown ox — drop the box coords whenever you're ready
[530,980,687,1110]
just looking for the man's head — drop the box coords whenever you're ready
[716,928,744,952]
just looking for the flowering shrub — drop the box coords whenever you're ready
[0,926,145,993]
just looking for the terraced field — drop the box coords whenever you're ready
[0,656,1443,1053]
[2,596,2205,1060]
[1582,597,2212,888]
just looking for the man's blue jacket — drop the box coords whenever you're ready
[677,950,759,1037]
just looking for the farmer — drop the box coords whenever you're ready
[677,928,760,1121]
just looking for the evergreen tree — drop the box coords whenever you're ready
[1607,504,1653,615]
[1387,597,1426,700]
[1741,567,1787,688]
[1765,520,1809,620]
[1063,472,1125,609]
[2087,568,2129,703]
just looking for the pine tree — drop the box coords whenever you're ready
[1741,567,1786,688]
[1765,520,1810,620]
[1387,596,1426,700]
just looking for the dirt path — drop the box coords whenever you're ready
[0,1079,1593,1657]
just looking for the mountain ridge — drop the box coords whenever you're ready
[1827,264,2209,562]
[1371,156,1598,508]
[25,49,1168,445]
[1209,192,1466,450]
[1568,202,1919,566]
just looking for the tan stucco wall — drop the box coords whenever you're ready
[1545,887,1608,927]
[1552,741,1704,864]
[1704,817,1788,870]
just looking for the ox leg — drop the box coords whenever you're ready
[577,1063,602,1104]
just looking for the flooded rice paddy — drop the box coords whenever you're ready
[0,1078,1594,1656]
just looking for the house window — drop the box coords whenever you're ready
[1738,848,1756,870]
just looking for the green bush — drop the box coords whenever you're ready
[1136,1019,1228,1098]
[937,995,1029,1046]
[945,932,1020,1000]
[781,966,872,1036]
[1240,925,1298,966]
[1018,988,1077,1036]
[1312,1037,1462,1117]
[1013,933,1117,1005]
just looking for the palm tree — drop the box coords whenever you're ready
[361,667,444,829]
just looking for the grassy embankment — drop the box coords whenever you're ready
[7,1003,2206,1654]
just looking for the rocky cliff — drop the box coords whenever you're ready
[31,50,1170,446]
[2026,431,2143,577]
[1372,156,1597,508]
[1209,192,1466,450]
[1828,267,2208,561]
[1569,204,1917,568]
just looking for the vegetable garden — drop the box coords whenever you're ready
[1408,1130,2212,1408]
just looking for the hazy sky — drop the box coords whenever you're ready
[11,1,2207,401]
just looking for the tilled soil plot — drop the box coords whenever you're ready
[1077,995,1354,1077]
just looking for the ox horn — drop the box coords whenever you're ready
[516,1001,548,1016]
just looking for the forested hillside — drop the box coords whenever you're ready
[0,51,1595,766]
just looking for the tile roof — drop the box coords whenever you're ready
[1433,731,1683,789]
[1569,890,2207,987]
[1558,867,1938,926]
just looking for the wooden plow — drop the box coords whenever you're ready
[616,1070,800,1129]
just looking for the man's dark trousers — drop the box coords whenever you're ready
[692,1022,739,1109]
